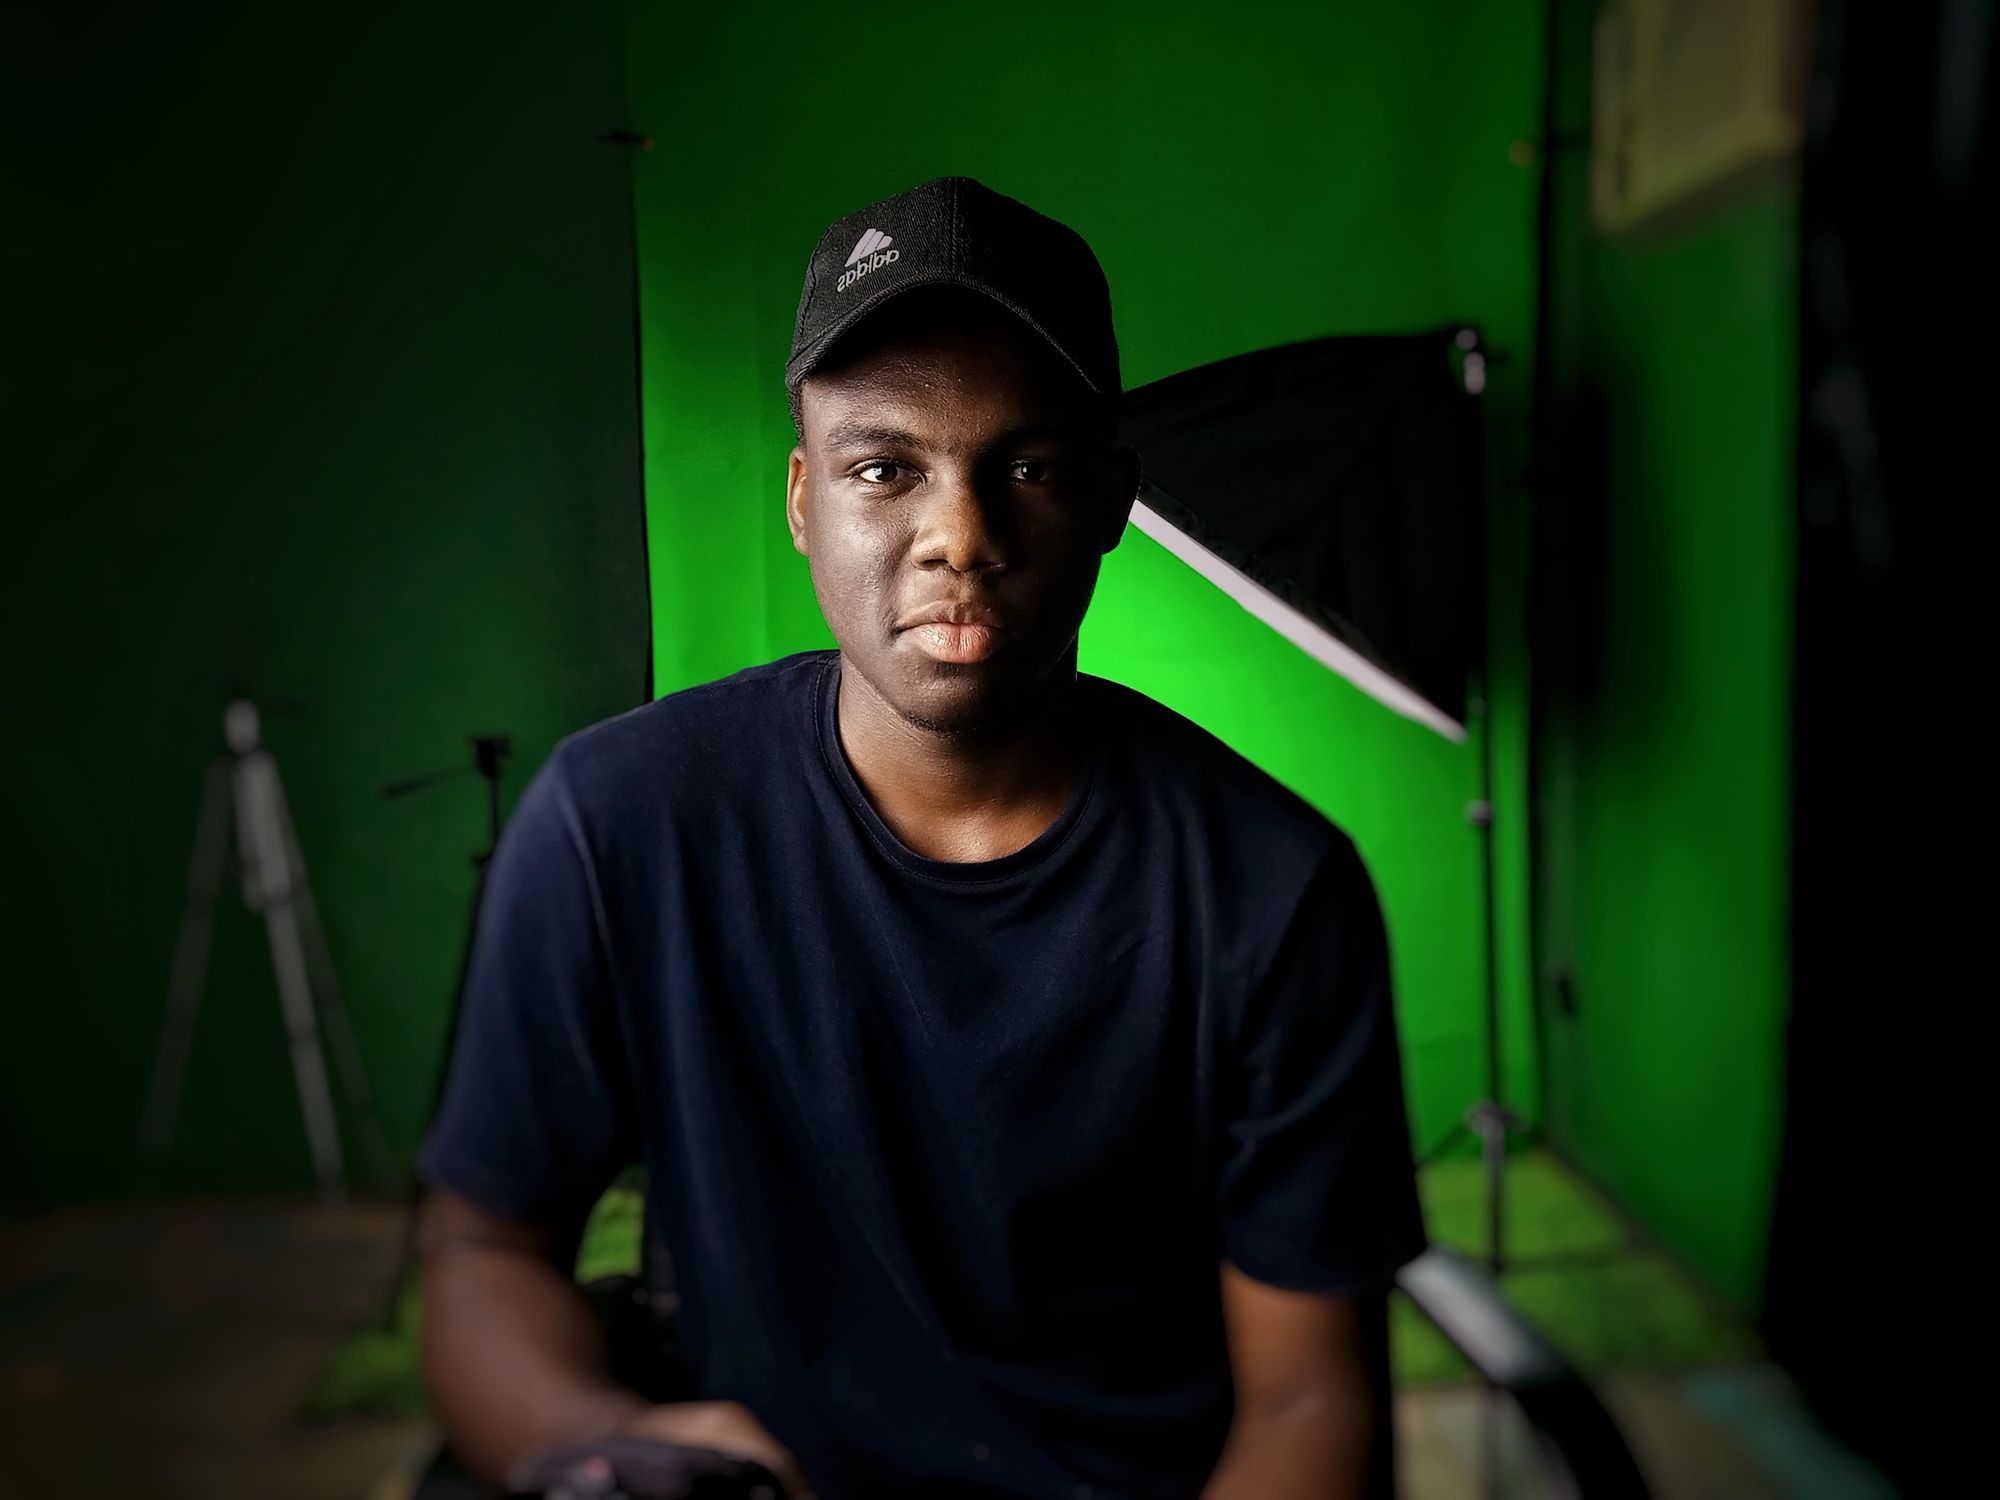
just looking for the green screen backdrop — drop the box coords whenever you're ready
[623,0,1548,1154]
[1532,0,1797,1312]
[2,4,1801,1304]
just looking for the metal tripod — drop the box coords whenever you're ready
[138,700,400,1204]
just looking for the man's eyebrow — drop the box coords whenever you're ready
[821,421,920,452]
[819,419,1083,452]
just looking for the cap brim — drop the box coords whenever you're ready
[785,268,1108,399]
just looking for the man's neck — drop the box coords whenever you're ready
[834,654,1088,864]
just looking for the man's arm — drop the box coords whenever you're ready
[1202,1264,1394,1500]
[1206,837,1420,1495]
[419,1188,810,1494]
[412,756,802,1491]
[419,1188,644,1479]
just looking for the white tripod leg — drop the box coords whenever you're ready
[138,755,235,1195]
[234,735,348,1206]
[275,775,403,1195]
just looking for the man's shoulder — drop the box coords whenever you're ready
[547,650,831,809]
[1083,672,1353,864]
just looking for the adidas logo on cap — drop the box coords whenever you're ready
[837,227,899,292]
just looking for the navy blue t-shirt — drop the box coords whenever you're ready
[420,649,1426,1499]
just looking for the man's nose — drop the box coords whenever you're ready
[911,470,1008,575]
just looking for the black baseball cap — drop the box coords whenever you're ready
[785,176,1121,403]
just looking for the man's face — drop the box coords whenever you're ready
[786,292,1139,735]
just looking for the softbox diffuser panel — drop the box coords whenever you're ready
[1118,332,1485,736]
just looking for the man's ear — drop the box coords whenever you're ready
[1100,444,1142,555]
[786,445,810,556]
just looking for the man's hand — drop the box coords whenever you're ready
[618,1400,811,1497]
[1201,1262,1394,1500]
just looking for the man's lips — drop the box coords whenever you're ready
[896,603,1008,664]
[907,621,1002,663]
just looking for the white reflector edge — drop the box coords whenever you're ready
[1128,500,1469,743]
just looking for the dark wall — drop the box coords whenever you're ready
[3,0,648,1199]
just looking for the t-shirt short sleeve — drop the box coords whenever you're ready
[416,750,636,1231]
[1216,834,1428,1293]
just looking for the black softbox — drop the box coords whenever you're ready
[1117,331,1485,739]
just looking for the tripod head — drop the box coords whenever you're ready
[224,700,262,755]
[471,733,512,784]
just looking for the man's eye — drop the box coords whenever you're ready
[853,461,902,485]
[1010,460,1057,485]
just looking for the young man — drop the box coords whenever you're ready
[419,177,1426,1500]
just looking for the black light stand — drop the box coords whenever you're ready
[1434,331,1526,1499]
[1461,671,1522,1284]
[1405,330,1521,1294]
[380,732,512,1325]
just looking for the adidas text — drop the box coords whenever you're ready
[837,247,899,292]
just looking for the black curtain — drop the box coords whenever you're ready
[1767,0,1991,1488]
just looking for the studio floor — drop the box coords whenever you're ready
[0,1153,1894,1498]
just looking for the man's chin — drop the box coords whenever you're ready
[838,632,1075,736]
[893,666,1019,736]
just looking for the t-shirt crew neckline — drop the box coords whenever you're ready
[812,650,1106,889]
